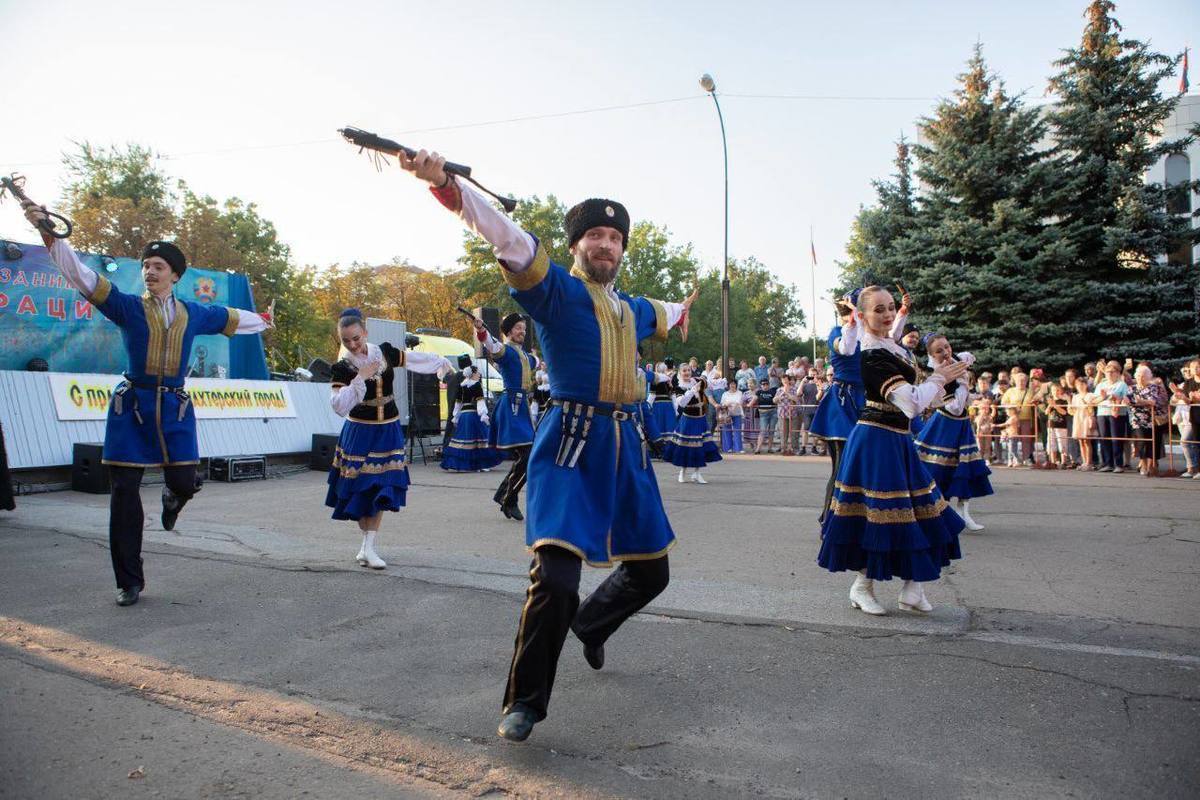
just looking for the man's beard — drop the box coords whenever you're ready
[576,250,621,285]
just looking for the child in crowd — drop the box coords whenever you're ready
[1070,377,1097,470]
[974,395,996,461]
[1043,383,1071,468]
[1001,414,1021,468]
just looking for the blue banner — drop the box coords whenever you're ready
[0,241,268,379]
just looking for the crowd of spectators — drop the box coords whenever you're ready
[673,355,1200,480]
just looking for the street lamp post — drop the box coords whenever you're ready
[699,73,730,384]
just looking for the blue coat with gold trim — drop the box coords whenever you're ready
[488,343,538,449]
[504,245,675,566]
[84,275,243,467]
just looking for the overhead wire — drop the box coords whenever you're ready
[5,91,937,168]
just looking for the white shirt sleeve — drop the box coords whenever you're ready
[404,351,452,376]
[451,401,464,424]
[456,179,538,272]
[889,310,908,342]
[330,377,367,417]
[479,329,505,356]
[660,301,685,330]
[233,310,271,334]
[48,239,99,295]
[886,374,948,419]
[476,397,489,418]
[835,321,859,356]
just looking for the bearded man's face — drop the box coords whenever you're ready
[572,226,624,284]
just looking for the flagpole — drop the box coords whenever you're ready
[810,227,817,362]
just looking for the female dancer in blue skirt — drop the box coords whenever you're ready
[638,354,664,454]
[811,292,866,522]
[818,286,967,616]
[327,309,453,568]
[662,363,722,483]
[649,360,678,443]
[442,365,504,473]
[914,333,992,531]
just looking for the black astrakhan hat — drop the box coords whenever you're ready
[142,241,187,277]
[500,312,524,335]
[565,199,630,247]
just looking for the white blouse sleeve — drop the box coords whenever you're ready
[943,382,970,415]
[886,374,948,419]
[330,378,367,417]
[404,351,452,375]
[476,397,489,418]
[889,310,908,342]
[675,386,698,410]
[835,320,859,356]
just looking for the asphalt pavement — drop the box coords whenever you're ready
[1,455,1197,798]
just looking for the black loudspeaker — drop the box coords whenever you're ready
[474,306,501,357]
[71,442,109,494]
[306,358,333,383]
[409,373,441,436]
[209,456,266,482]
[311,433,339,471]
[521,313,536,354]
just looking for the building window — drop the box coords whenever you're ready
[1165,153,1191,215]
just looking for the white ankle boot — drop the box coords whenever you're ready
[849,573,886,615]
[898,580,933,612]
[677,468,686,483]
[358,531,386,569]
[956,499,984,531]
[691,469,708,484]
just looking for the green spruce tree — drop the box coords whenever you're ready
[1046,0,1198,365]
[902,44,1075,370]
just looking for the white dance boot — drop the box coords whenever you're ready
[956,499,984,531]
[849,573,886,615]
[690,469,708,484]
[677,468,687,483]
[898,580,933,612]
[358,531,386,569]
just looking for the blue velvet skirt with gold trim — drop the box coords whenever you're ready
[441,410,504,472]
[809,380,864,442]
[640,401,662,445]
[818,420,964,582]
[526,404,675,567]
[914,410,993,500]
[650,398,677,441]
[325,419,409,520]
[661,413,722,468]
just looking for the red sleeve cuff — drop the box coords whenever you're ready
[430,182,462,213]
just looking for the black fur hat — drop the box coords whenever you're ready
[565,199,629,248]
[142,241,187,277]
[500,312,524,336]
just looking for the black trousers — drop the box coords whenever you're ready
[108,465,197,590]
[503,545,670,720]
[818,439,845,524]
[493,445,531,507]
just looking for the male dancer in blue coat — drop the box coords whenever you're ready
[399,148,697,742]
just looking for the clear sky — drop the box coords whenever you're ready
[1,0,1195,335]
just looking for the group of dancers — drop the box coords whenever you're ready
[21,149,992,742]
